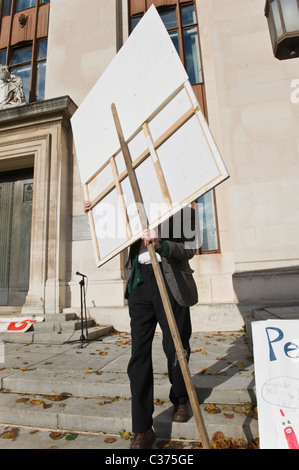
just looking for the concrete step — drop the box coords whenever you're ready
[0,325,112,344]
[27,319,95,332]
[0,391,258,442]
[0,331,258,443]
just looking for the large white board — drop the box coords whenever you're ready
[71,6,229,267]
[252,320,299,449]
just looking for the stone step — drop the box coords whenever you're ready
[0,330,258,443]
[1,366,255,404]
[0,391,258,442]
[0,325,112,344]
[27,319,95,332]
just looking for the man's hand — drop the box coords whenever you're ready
[142,229,161,250]
[84,201,92,213]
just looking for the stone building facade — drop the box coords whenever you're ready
[0,0,298,331]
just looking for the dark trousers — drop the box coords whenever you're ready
[127,263,192,434]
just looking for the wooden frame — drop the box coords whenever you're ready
[82,80,227,266]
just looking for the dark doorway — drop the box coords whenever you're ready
[0,168,34,305]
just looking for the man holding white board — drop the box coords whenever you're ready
[85,202,198,449]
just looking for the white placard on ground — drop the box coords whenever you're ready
[252,320,299,449]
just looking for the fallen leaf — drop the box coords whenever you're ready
[224,413,234,419]
[29,430,39,434]
[205,404,221,414]
[43,393,69,401]
[30,400,43,406]
[15,397,29,404]
[105,437,117,443]
[154,398,165,406]
[49,432,65,440]
[42,402,52,409]
[233,406,247,413]
[0,428,19,440]
[65,434,78,441]
[192,442,202,449]
[97,400,111,406]
[44,362,52,365]
[199,367,210,375]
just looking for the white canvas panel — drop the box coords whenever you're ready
[71,5,188,185]
[134,157,167,224]
[157,115,221,205]
[121,177,142,236]
[115,151,126,175]
[149,87,192,141]
[87,163,114,201]
[128,130,149,162]
[92,189,128,259]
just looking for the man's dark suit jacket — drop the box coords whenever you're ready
[124,207,199,308]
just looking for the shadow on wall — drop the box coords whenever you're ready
[233,266,299,306]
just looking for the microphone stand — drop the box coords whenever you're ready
[76,272,88,347]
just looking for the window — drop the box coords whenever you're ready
[11,45,32,102]
[36,39,47,101]
[16,0,36,12]
[129,0,220,253]
[2,0,12,16]
[130,3,202,86]
[0,0,50,103]
[197,191,219,252]
[0,50,7,66]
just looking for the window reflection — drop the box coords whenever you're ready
[3,0,12,16]
[37,39,48,60]
[181,4,197,25]
[11,46,32,65]
[169,30,179,55]
[16,0,36,12]
[183,27,202,84]
[36,62,46,101]
[0,50,7,66]
[159,9,177,29]
[11,66,31,103]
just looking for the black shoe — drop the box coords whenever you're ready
[173,404,190,423]
[130,428,156,449]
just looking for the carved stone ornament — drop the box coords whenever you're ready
[0,65,26,109]
[18,13,28,28]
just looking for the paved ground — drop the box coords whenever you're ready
[0,329,259,450]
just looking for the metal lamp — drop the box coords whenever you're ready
[265,0,299,59]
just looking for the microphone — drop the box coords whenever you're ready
[76,271,87,278]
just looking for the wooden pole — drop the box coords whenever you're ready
[111,103,211,449]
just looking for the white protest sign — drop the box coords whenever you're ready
[252,320,299,449]
[71,6,228,267]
